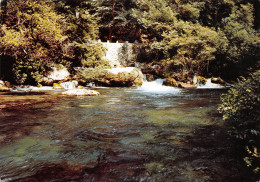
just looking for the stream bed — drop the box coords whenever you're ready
[0,86,255,181]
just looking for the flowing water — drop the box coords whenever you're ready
[0,82,254,181]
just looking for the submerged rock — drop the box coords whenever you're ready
[62,89,100,96]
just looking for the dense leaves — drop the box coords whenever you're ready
[0,0,107,84]
[219,70,260,174]
[0,0,69,84]
[132,0,260,79]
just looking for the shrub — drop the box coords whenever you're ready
[219,70,260,174]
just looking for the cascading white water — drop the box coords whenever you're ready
[102,42,124,68]
[196,79,225,89]
[137,79,180,94]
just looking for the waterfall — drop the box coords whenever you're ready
[102,41,124,68]
[138,79,180,94]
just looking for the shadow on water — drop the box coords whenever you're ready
[0,88,257,181]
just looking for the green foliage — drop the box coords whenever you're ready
[219,3,260,76]
[0,0,69,84]
[133,0,260,80]
[219,70,260,174]
[72,42,109,68]
[85,0,140,42]
[0,0,105,84]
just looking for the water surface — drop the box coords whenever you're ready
[0,87,254,181]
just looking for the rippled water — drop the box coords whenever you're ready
[0,87,254,181]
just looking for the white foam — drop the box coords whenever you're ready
[30,86,55,91]
[138,79,180,94]
[196,79,224,89]
[60,80,78,89]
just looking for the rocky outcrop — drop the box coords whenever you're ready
[39,66,70,86]
[145,74,157,82]
[100,67,143,87]
[163,77,197,89]
[62,89,100,96]
[163,77,178,87]
[0,80,11,91]
[193,76,208,85]
[75,67,143,87]
[177,82,197,89]
[53,83,64,89]
[211,77,225,84]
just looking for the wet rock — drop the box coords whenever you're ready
[211,77,225,84]
[75,67,143,87]
[53,83,64,89]
[102,67,144,87]
[193,76,207,85]
[38,77,54,86]
[62,89,100,96]
[163,77,178,87]
[0,80,10,91]
[177,82,197,89]
[163,78,196,89]
[4,81,12,88]
[145,74,156,82]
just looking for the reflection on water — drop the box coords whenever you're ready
[0,88,255,181]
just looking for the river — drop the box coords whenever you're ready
[0,82,254,181]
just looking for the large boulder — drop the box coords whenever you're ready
[75,67,143,87]
[193,76,208,85]
[163,77,178,87]
[0,80,10,91]
[101,67,143,87]
[177,82,197,89]
[62,89,100,96]
[163,77,196,89]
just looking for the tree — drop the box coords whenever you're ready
[0,0,107,84]
[132,0,260,80]
[0,0,69,84]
